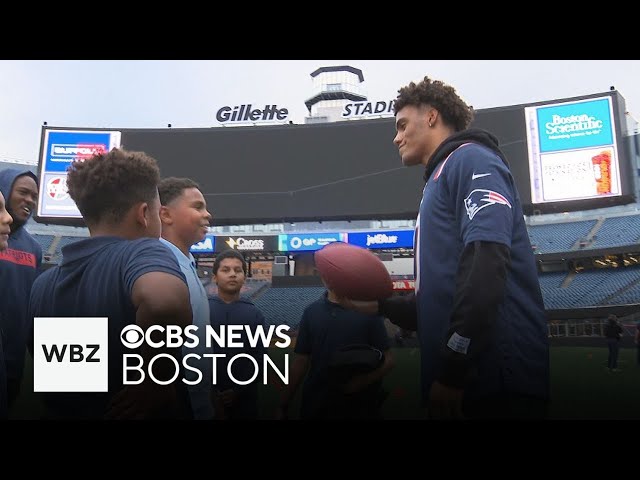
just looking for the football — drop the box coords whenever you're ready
[314,242,393,301]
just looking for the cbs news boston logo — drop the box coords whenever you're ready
[33,317,291,392]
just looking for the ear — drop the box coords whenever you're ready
[159,205,173,225]
[427,107,439,127]
[134,202,150,229]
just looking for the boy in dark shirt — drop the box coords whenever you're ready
[209,249,267,420]
[277,270,394,420]
[28,148,193,419]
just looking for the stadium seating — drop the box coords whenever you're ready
[586,215,640,249]
[253,286,326,328]
[539,265,640,309]
[22,211,640,321]
[527,220,597,253]
[31,234,55,254]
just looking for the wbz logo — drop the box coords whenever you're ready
[42,344,100,363]
[33,317,108,392]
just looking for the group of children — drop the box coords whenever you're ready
[1,149,394,420]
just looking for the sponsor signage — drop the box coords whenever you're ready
[37,129,121,219]
[217,235,279,252]
[525,96,622,203]
[190,234,215,254]
[393,280,415,290]
[278,233,347,252]
[347,230,414,249]
[216,104,289,124]
[342,100,395,119]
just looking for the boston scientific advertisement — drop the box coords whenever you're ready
[525,96,622,204]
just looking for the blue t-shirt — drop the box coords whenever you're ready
[160,238,214,420]
[28,236,191,419]
[295,293,390,419]
[415,142,549,401]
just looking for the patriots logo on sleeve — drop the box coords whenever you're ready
[464,189,512,220]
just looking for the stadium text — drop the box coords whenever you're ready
[216,104,289,123]
[342,100,395,118]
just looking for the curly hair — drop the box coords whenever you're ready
[158,177,201,206]
[66,148,161,225]
[393,76,474,132]
[213,249,247,276]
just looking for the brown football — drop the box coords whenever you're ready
[314,242,393,301]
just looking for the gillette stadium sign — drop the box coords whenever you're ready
[216,104,289,124]
[342,100,395,119]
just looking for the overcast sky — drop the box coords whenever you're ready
[1,60,639,164]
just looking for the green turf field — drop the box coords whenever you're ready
[10,345,640,420]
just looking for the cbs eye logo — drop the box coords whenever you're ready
[120,325,145,349]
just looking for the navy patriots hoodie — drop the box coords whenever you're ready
[0,168,42,385]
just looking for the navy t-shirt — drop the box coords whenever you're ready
[295,293,390,419]
[208,296,267,391]
[415,142,549,401]
[28,236,191,419]
[209,296,267,419]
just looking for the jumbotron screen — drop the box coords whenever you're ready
[525,95,621,204]
[469,90,636,215]
[35,129,122,220]
[34,119,423,226]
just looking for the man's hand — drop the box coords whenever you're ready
[427,381,464,420]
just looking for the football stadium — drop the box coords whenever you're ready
[5,66,640,420]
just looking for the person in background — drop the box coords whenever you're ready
[208,249,267,420]
[605,314,623,373]
[0,168,42,412]
[0,190,14,419]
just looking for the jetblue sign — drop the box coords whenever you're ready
[347,230,414,249]
[278,233,346,252]
[190,234,215,254]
